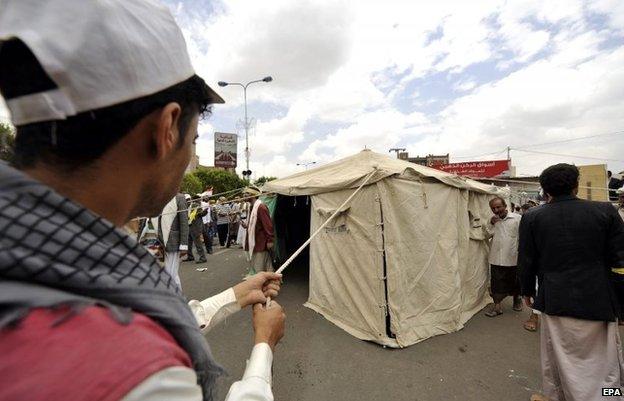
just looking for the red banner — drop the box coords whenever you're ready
[432,159,511,178]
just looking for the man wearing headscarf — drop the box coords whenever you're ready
[241,186,275,275]
[0,1,285,400]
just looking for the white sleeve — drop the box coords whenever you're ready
[188,288,241,333]
[120,366,202,401]
[225,343,274,401]
[121,345,274,401]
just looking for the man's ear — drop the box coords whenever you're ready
[153,102,183,160]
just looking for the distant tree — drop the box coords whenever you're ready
[193,167,247,196]
[0,121,15,163]
[180,173,203,196]
[254,176,277,186]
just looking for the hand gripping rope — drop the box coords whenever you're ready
[266,166,379,307]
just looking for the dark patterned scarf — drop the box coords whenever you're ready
[0,162,222,401]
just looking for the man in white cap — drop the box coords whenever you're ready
[0,1,284,401]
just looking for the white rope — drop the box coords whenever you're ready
[266,167,379,306]
[130,187,250,222]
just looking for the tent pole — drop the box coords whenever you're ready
[266,167,379,306]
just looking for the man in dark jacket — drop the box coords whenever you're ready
[519,163,624,401]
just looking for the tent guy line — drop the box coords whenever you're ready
[265,166,379,307]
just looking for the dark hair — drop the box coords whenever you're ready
[489,196,506,206]
[0,39,213,170]
[539,163,579,197]
[520,203,532,211]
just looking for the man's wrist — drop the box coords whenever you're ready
[254,336,276,351]
[232,282,251,308]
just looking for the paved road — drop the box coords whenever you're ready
[180,246,543,401]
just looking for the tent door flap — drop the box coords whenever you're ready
[376,194,396,339]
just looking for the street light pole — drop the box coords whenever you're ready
[244,86,248,173]
[218,76,272,180]
[389,148,406,158]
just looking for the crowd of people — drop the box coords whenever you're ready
[139,185,277,290]
[0,1,623,401]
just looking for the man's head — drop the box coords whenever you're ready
[243,186,262,203]
[0,0,224,221]
[608,170,612,179]
[489,197,507,218]
[539,163,579,198]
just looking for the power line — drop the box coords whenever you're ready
[513,130,624,150]
[511,148,624,163]
[451,129,624,161]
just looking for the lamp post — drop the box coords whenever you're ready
[389,148,406,158]
[218,76,272,180]
[297,161,317,170]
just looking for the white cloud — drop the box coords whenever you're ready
[300,109,429,163]
[410,46,624,175]
[169,0,624,178]
[588,0,624,34]
[178,0,355,107]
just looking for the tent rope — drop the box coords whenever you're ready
[266,167,379,307]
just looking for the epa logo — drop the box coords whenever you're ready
[602,388,623,396]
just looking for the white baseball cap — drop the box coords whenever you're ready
[0,0,224,126]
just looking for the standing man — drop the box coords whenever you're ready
[617,188,624,222]
[159,193,189,288]
[187,195,208,264]
[241,186,274,275]
[0,1,285,400]
[200,194,214,254]
[227,199,241,248]
[484,196,523,317]
[608,171,623,202]
[215,196,231,247]
[519,164,624,401]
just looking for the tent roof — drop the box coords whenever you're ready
[263,150,508,196]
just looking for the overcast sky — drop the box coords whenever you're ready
[2,0,623,178]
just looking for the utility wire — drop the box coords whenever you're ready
[452,129,624,161]
[513,130,624,150]
[511,148,624,163]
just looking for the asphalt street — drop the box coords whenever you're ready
[181,246,543,401]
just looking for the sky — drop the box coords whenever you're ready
[2,0,623,179]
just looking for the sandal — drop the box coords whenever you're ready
[485,309,503,317]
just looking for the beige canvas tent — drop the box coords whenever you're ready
[264,150,508,348]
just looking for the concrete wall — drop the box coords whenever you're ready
[578,164,608,201]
